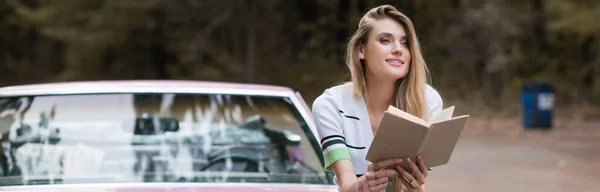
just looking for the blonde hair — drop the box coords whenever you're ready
[345,5,431,191]
[345,4,430,119]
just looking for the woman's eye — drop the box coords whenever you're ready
[380,39,391,44]
[401,41,408,46]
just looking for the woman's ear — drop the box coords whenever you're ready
[358,45,365,60]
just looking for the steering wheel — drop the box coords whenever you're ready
[200,156,270,173]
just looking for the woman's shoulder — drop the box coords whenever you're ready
[425,84,442,99]
[312,83,354,110]
[315,82,353,100]
[424,84,444,113]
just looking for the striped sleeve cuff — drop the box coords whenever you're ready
[324,147,351,171]
[322,136,351,172]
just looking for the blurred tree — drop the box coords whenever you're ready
[0,0,64,85]
[1,0,599,107]
[6,0,167,80]
[545,0,600,104]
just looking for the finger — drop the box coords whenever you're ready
[397,175,421,189]
[366,169,400,180]
[397,176,410,188]
[374,169,401,180]
[359,175,369,192]
[357,175,365,191]
[417,155,429,177]
[368,158,403,170]
[369,179,389,192]
[367,177,389,188]
[407,157,425,185]
[396,165,418,187]
[365,170,376,181]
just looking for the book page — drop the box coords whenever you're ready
[418,115,469,167]
[429,106,455,124]
[386,105,429,127]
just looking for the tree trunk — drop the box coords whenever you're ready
[336,0,349,43]
[246,0,257,83]
[533,0,546,51]
[150,8,169,79]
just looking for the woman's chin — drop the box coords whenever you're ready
[388,70,409,80]
[379,74,408,82]
[385,65,408,74]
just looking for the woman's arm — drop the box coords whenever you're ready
[313,91,389,192]
[333,158,404,192]
[331,159,360,192]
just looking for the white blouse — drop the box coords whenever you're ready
[311,83,443,188]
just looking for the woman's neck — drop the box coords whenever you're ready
[364,75,396,113]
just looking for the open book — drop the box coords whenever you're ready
[365,105,469,169]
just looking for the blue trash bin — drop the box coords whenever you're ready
[521,82,555,129]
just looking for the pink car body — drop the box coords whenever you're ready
[2,183,338,192]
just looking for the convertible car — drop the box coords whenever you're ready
[0,80,336,191]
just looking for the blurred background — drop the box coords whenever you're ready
[0,0,599,191]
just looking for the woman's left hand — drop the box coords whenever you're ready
[395,155,428,192]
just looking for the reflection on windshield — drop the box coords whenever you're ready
[0,94,326,186]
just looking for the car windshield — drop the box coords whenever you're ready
[0,93,328,186]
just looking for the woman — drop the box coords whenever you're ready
[312,5,443,192]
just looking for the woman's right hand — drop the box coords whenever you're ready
[356,158,403,192]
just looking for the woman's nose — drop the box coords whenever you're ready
[392,44,402,55]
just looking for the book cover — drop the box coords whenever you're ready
[365,105,469,169]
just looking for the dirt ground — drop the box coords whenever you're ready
[426,115,600,192]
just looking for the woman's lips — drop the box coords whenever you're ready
[385,58,405,66]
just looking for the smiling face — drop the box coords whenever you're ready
[359,17,411,82]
